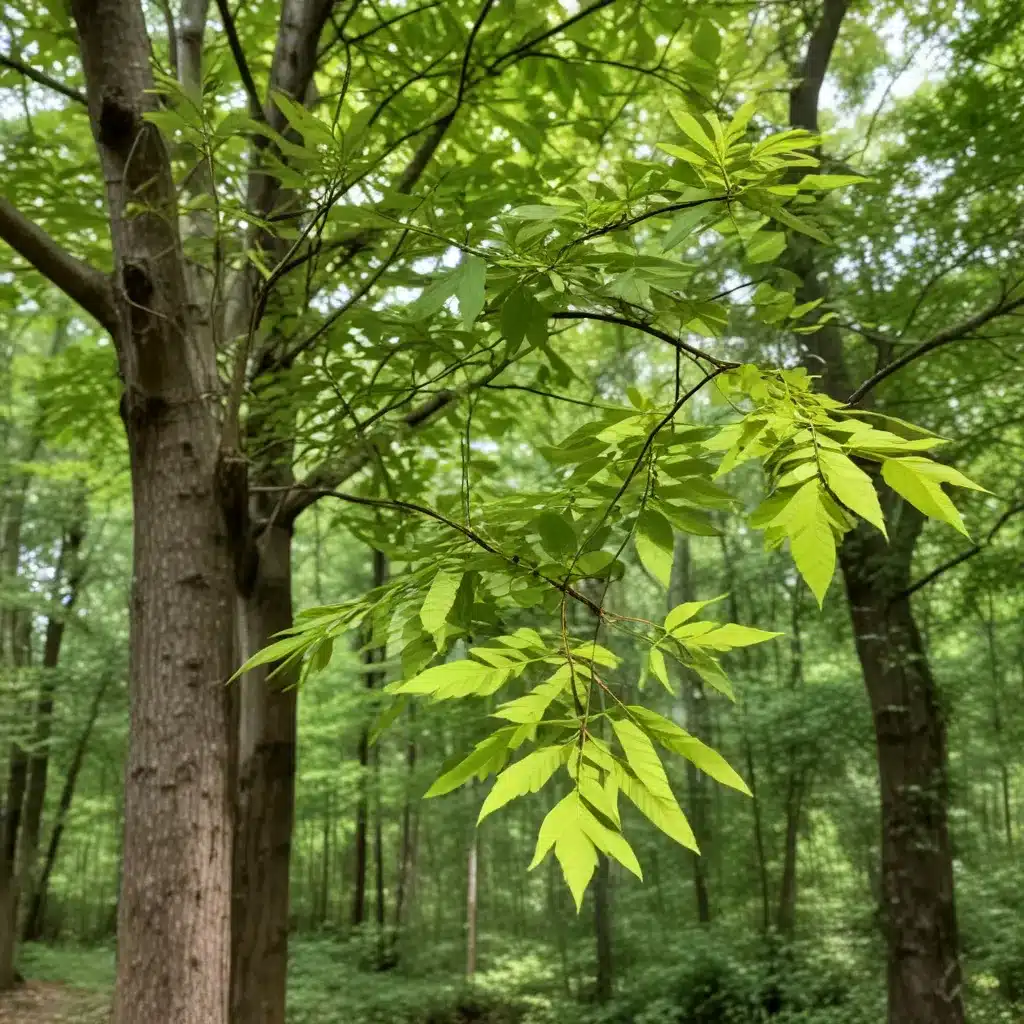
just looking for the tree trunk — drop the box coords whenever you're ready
[841,520,963,1023]
[17,519,86,937]
[22,669,114,942]
[393,704,417,937]
[351,548,388,933]
[231,521,297,1024]
[776,764,808,938]
[373,743,385,953]
[669,537,712,923]
[68,4,236,1021]
[465,832,478,978]
[777,585,812,938]
[0,745,29,989]
[0,496,34,987]
[787,4,965,1019]
[593,855,613,1002]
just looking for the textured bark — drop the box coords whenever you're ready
[68,3,235,1022]
[0,455,36,987]
[841,516,963,1023]
[231,520,297,1024]
[22,670,114,942]
[788,4,964,1020]
[0,745,29,989]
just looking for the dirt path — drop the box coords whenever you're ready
[0,982,108,1024]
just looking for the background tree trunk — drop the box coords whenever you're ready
[788,3,965,1019]
[232,521,298,1024]
[841,519,963,1023]
[670,537,713,923]
[17,518,86,938]
[593,855,613,1002]
[22,669,114,943]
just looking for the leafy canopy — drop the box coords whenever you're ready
[233,102,979,905]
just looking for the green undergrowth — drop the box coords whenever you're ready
[14,929,1022,1024]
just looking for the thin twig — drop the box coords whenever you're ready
[898,501,1024,600]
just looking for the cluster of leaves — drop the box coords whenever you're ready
[240,370,978,907]
[231,93,980,906]
[712,366,985,603]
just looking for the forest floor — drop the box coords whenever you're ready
[0,981,108,1024]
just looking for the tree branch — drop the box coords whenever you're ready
[0,52,87,106]
[847,289,1024,404]
[270,485,606,618]
[899,500,1024,600]
[0,198,117,335]
[487,0,617,73]
[214,0,263,118]
[282,388,456,523]
[549,310,738,369]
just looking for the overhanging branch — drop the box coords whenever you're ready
[549,310,738,369]
[0,198,117,335]
[848,289,1024,404]
[0,52,87,106]
[899,500,1024,600]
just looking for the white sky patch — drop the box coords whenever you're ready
[820,13,947,131]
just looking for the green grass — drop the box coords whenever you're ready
[17,938,536,1024]
[19,943,115,993]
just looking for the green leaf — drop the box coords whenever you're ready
[635,508,674,587]
[691,19,721,64]
[799,174,868,190]
[662,206,710,250]
[456,254,487,329]
[772,480,836,605]
[688,623,783,650]
[612,719,675,806]
[528,793,598,910]
[478,745,567,822]
[578,800,642,880]
[425,730,512,797]
[745,231,787,264]
[615,764,698,852]
[410,270,459,320]
[665,595,725,633]
[670,109,718,158]
[658,142,709,166]
[818,450,886,536]
[882,459,969,537]
[420,569,463,635]
[536,511,577,560]
[394,659,493,696]
[369,695,407,746]
[570,642,619,668]
[231,633,308,680]
[555,816,599,912]
[493,677,566,724]
[500,288,546,350]
[626,706,751,795]
[576,549,616,576]
[892,456,987,493]
[647,648,674,694]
